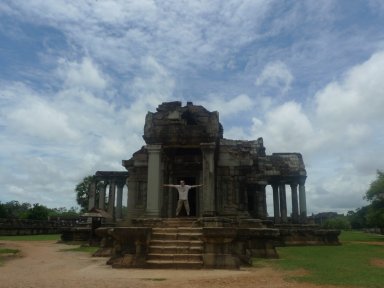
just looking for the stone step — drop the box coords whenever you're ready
[161,218,198,227]
[147,253,203,262]
[149,239,203,247]
[152,227,202,233]
[149,245,203,254]
[146,259,203,269]
[147,222,204,269]
[151,232,202,241]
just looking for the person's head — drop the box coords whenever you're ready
[180,180,185,186]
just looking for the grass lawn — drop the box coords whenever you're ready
[259,230,384,288]
[60,245,98,253]
[0,234,99,255]
[0,234,60,241]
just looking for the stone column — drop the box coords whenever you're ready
[272,184,280,223]
[145,144,162,217]
[279,184,287,223]
[299,180,307,223]
[201,143,216,216]
[126,178,137,223]
[166,175,174,217]
[88,180,96,211]
[258,182,267,219]
[107,180,116,218]
[116,181,124,220]
[290,183,299,223]
[98,181,107,210]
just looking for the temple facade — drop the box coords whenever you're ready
[84,101,340,269]
[90,101,307,224]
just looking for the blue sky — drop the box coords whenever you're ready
[1,1,384,214]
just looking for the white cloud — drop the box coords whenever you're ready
[255,61,294,95]
[200,94,254,118]
[251,101,314,153]
[8,97,80,142]
[315,51,384,122]
[57,57,108,91]
[313,51,384,153]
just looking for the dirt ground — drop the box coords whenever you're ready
[0,240,348,288]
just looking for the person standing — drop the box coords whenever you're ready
[163,180,203,216]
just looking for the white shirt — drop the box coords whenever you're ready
[170,185,193,200]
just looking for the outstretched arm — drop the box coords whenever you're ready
[163,184,177,188]
[191,184,203,188]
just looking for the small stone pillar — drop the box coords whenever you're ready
[88,180,96,210]
[145,144,162,217]
[272,184,280,223]
[201,143,216,216]
[290,183,299,223]
[257,182,267,219]
[279,184,287,223]
[299,181,307,223]
[107,180,116,218]
[116,181,124,220]
[126,178,137,223]
[98,181,107,210]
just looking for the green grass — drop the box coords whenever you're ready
[60,245,98,253]
[0,248,19,254]
[140,278,167,281]
[0,248,20,265]
[263,231,384,288]
[0,234,60,241]
[339,230,384,242]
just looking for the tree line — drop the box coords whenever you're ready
[322,170,384,233]
[0,201,80,221]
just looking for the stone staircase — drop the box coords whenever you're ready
[146,218,204,268]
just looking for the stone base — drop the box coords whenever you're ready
[108,254,147,268]
[203,253,240,269]
[94,217,341,269]
[276,224,341,246]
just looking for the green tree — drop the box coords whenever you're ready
[347,206,370,229]
[26,203,50,220]
[323,216,351,230]
[75,175,95,212]
[0,202,6,218]
[1,201,31,219]
[48,206,80,218]
[365,170,384,233]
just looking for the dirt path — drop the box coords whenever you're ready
[0,240,346,288]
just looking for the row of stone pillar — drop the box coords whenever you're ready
[272,183,307,224]
[88,179,126,220]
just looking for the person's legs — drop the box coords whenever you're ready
[176,199,183,216]
[183,200,190,216]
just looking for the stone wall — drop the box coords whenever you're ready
[0,218,76,236]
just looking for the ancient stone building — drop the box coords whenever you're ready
[120,101,307,223]
[86,101,339,269]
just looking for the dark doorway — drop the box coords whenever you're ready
[177,176,197,217]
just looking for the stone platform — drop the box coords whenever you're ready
[93,217,340,269]
[94,217,280,269]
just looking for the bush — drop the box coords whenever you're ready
[322,216,351,230]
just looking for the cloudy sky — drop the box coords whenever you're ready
[1,1,383,214]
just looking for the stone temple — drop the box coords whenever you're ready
[85,101,339,269]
